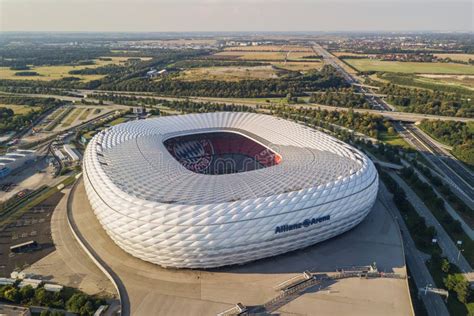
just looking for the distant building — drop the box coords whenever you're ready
[19,278,42,289]
[146,69,158,77]
[0,277,16,285]
[146,68,168,78]
[132,107,147,116]
[63,144,81,161]
[0,149,36,179]
[44,283,64,292]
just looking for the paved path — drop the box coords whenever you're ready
[404,161,474,240]
[23,188,116,296]
[379,182,449,316]
[389,172,472,275]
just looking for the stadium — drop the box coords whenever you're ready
[83,112,378,269]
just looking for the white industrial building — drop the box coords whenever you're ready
[63,144,81,161]
[83,113,378,268]
[0,149,36,179]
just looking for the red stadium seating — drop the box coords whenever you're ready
[164,132,281,174]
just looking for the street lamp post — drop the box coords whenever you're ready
[457,240,464,263]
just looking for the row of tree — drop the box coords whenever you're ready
[379,83,472,117]
[410,159,473,224]
[0,46,110,67]
[379,168,438,251]
[379,168,473,314]
[0,284,105,316]
[418,119,473,167]
[270,106,392,139]
[309,88,370,108]
[99,65,347,98]
[400,167,473,265]
[0,96,61,134]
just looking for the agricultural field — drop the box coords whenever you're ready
[373,72,474,92]
[0,57,151,81]
[0,104,40,115]
[213,51,318,61]
[271,61,323,72]
[175,65,280,82]
[344,58,474,74]
[417,74,474,89]
[332,52,372,58]
[434,53,474,63]
[224,45,312,52]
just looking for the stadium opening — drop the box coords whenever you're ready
[83,112,378,268]
[164,132,281,175]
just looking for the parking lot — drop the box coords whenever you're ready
[0,158,53,203]
[0,191,64,277]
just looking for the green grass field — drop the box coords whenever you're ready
[0,57,147,82]
[78,108,92,121]
[175,65,280,82]
[379,131,412,149]
[0,104,40,115]
[61,107,82,127]
[109,117,128,126]
[345,58,474,75]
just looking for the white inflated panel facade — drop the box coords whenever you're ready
[83,112,378,268]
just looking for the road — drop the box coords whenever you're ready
[4,90,474,123]
[379,181,449,316]
[311,42,394,111]
[404,161,474,240]
[389,171,472,277]
[407,124,473,189]
[395,122,474,208]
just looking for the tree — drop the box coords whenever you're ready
[66,293,88,313]
[444,273,470,303]
[4,287,20,303]
[79,301,95,315]
[441,258,450,273]
[35,287,52,306]
[19,285,34,302]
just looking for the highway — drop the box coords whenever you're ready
[379,182,449,316]
[407,124,473,188]
[4,90,474,123]
[311,42,394,111]
[395,122,474,208]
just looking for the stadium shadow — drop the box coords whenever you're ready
[209,196,405,275]
[70,180,410,315]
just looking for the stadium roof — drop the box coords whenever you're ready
[90,112,367,205]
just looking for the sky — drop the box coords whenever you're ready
[1,0,472,32]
